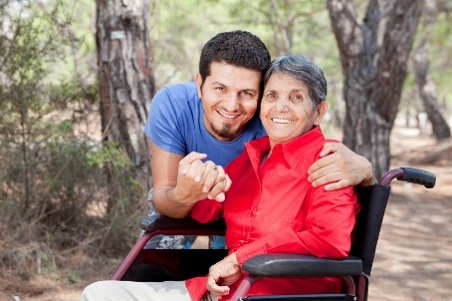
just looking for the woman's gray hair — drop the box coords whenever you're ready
[263,54,327,105]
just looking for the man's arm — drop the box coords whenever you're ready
[308,142,376,191]
[150,141,230,218]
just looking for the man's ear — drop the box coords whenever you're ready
[314,101,328,126]
[195,73,203,98]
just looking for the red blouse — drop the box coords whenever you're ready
[186,127,360,300]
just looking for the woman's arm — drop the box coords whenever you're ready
[190,198,223,223]
[234,186,360,266]
[206,252,242,298]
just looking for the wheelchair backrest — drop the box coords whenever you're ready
[351,184,391,276]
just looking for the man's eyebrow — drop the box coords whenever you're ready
[210,81,226,86]
[210,81,258,93]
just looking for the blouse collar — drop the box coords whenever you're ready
[245,126,325,168]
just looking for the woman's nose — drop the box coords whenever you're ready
[275,98,290,112]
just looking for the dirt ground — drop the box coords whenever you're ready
[368,126,452,301]
[2,125,452,301]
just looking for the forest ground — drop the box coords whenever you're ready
[1,122,452,301]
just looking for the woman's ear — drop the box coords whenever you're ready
[314,101,328,126]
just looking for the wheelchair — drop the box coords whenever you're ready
[110,167,436,301]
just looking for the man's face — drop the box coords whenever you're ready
[196,62,261,141]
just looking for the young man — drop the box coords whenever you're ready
[144,30,374,248]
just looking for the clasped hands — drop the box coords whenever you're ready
[174,152,232,203]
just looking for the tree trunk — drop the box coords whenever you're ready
[413,0,451,140]
[95,0,155,209]
[327,0,423,179]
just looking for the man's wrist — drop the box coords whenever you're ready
[151,188,190,218]
[359,157,375,187]
[361,171,376,187]
[166,188,199,216]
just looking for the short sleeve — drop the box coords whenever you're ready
[144,86,186,155]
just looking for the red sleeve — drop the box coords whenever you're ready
[235,186,360,265]
[190,199,222,223]
[190,159,236,223]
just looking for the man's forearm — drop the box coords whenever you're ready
[152,187,198,218]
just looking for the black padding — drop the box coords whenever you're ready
[353,183,390,276]
[399,167,436,188]
[141,215,226,234]
[242,253,362,277]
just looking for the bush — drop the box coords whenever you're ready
[0,1,148,289]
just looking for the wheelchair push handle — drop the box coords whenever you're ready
[379,167,436,188]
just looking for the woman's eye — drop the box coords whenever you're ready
[266,93,275,98]
[291,95,303,103]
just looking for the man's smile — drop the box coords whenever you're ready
[217,110,240,121]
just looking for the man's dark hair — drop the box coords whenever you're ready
[198,30,271,86]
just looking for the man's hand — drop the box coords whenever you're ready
[206,252,242,297]
[308,142,376,190]
[151,139,232,218]
[173,152,231,204]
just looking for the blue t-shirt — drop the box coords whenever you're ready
[144,82,266,167]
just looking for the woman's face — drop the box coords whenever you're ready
[260,72,327,148]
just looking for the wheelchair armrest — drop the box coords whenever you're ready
[140,215,226,234]
[242,253,362,277]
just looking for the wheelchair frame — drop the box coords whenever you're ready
[111,167,436,301]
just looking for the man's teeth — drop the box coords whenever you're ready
[219,112,238,119]
[272,118,293,124]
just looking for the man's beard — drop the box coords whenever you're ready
[209,122,241,140]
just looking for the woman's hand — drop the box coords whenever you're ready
[206,252,242,297]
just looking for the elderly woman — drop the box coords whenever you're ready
[80,54,360,301]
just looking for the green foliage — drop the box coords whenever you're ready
[86,142,134,171]
[66,270,78,284]
[150,0,344,112]
[401,1,452,115]
[0,1,146,286]
[150,0,232,87]
[221,0,330,54]
[428,11,452,104]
